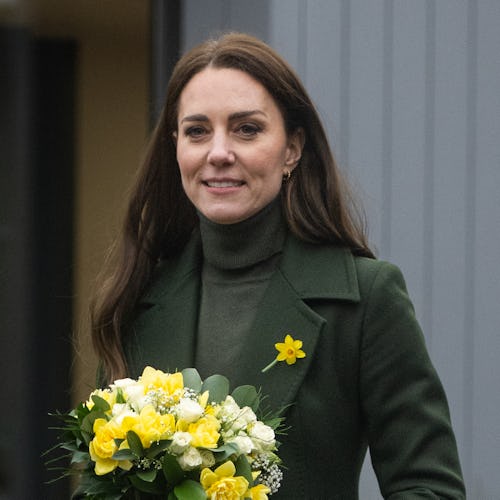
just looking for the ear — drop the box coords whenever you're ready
[285,128,305,169]
[172,130,178,145]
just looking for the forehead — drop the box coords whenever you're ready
[177,67,280,119]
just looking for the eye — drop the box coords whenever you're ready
[236,123,262,137]
[184,125,208,139]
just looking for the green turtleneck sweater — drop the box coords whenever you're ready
[194,198,286,379]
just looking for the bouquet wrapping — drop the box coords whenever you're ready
[48,366,284,499]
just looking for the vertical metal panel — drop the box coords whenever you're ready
[390,0,427,318]
[347,1,385,255]
[422,0,437,348]
[224,0,269,45]
[303,0,343,155]
[181,0,228,50]
[459,2,478,492]
[432,0,469,471]
[471,1,500,497]
[181,0,269,51]
[269,0,302,71]
[464,1,478,490]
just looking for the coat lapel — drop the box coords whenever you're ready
[238,236,361,410]
[232,267,326,411]
[132,233,203,375]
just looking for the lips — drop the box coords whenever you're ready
[203,179,245,188]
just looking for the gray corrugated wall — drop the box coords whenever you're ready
[180,1,500,497]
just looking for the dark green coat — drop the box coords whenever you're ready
[125,232,465,499]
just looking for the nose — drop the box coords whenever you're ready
[207,132,235,166]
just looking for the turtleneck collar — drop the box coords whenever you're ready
[197,197,286,270]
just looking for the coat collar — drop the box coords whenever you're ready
[142,230,361,304]
[137,231,361,411]
[279,234,360,302]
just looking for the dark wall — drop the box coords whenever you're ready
[0,26,75,499]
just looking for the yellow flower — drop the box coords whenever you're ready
[85,388,116,411]
[201,460,249,499]
[261,334,306,372]
[199,390,210,409]
[245,483,271,500]
[123,404,176,448]
[188,414,221,448]
[89,418,126,475]
[276,334,306,365]
[140,366,184,400]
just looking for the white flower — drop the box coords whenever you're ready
[111,378,146,410]
[234,406,257,427]
[111,402,128,417]
[111,377,137,389]
[169,432,192,454]
[228,435,254,455]
[249,421,276,451]
[111,403,137,425]
[177,446,202,470]
[125,384,147,407]
[199,449,215,468]
[221,396,257,431]
[221,395,240,414]
[176,398,204,423]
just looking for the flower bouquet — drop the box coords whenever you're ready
[47,366,284,499]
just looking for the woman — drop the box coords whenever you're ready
[91,33,465,498]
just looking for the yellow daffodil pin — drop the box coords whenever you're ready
[262,334,306,373]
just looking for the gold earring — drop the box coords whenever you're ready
[283,169,291,182]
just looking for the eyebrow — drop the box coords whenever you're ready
[180,109,266,124]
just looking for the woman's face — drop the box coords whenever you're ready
[175,67,303,225]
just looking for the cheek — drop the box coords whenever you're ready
[176,148,198,179]
[252,149,287,183]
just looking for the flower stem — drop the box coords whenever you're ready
[261,359,278,373]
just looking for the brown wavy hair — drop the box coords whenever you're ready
[91,32,374,384]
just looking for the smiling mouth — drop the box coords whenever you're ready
[204,180,245,188]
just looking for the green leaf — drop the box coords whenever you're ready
[73,403,91,421]
[174,479,207,500]
[80,410,106,439]
[136,468,157,482]
[181,368,202,392]
[162,453,185,485]
[80,430,93,446]
[60,442,80,453]
[147,439,171,459]
[70,450,90,464]
[265,416,286,431]
[112,449,136,461]
[115,387,126,404]
[231,385,260,411]
[202,374,229,403]
[129,474,164,494]
[91,394,111,412]
[210,442,239,461]
[74,470,126,496]
[235,454,253,484]
[126,430,144,457]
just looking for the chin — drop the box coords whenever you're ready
[202,209,248,225]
